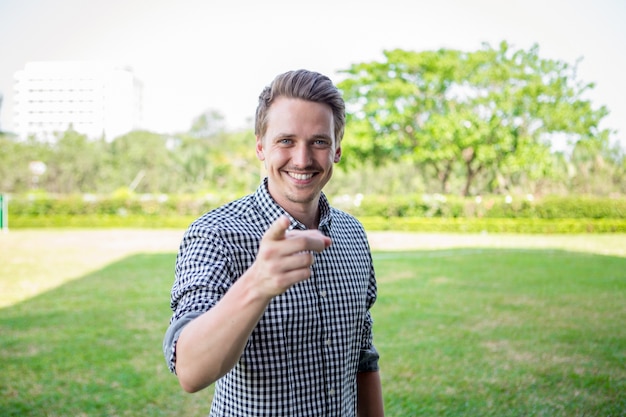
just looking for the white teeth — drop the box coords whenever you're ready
[290,172,313,180]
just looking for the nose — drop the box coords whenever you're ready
[292,143,312,168]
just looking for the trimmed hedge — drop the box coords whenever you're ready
[340,194,626,219]
[6,214,626,234]
[6,214,197,229]
[4,192,626,233]
[6,194,224,217]
[7,193,626,219]
[358,217,626,233]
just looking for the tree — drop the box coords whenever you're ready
[108,130,178,193]
[0,133,43,192]
[189,109,226,139]
[338,41,612,196]
[569,135,626,195]
[43,128,107,193]
[177,109,261,194]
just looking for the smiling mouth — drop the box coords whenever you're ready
[288,172,315,180]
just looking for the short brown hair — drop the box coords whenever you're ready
[255,69,345,142]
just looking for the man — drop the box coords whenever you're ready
[164,69,384,416]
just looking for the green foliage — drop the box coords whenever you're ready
[45,129,110,193]
[7,214,626,233]
[358,217,626,233]
[339,193,626,219]
[7,214,197,229]
[0,127,261,196]
[0,134,40,191]
[9,193,626,220]
[108,130,178,193]
[338,42,615,196]
[7,193,233,217]
[6,193,626,233]
[189,109,226,138]
[1,42,625,198]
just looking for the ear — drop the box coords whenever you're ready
[333,145,342,163]
[256,135,265,161]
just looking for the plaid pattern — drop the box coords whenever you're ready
[164,178,378,416]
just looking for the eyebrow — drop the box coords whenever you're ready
[311,133,333,141]
[272,132,333,141]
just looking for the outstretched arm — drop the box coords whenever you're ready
[174,216,331,393]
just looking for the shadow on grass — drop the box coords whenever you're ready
[0,249,625,416]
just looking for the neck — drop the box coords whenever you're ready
[287,203,320,229]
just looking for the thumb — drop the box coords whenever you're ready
[264,215,290,241]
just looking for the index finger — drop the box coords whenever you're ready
[263,216,291,242]
[286,229,332,250]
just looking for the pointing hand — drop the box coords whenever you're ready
[252,216,331,297]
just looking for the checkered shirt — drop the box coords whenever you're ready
[164,178,378,416]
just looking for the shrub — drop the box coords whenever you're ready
[5,192,625,232]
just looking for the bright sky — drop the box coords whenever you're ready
[1,0,625,148]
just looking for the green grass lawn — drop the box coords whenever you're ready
[373,249,626,416]
[1,247,625,416]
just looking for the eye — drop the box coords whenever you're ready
[313,138,331,147]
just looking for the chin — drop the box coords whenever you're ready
[286,191,319,205]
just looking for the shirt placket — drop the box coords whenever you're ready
[313,250,341,415]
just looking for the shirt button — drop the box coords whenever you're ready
[329,389,335,396]
[325,338,331,346]
[320,290,327,298]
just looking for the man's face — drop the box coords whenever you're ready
[256,96,341,215]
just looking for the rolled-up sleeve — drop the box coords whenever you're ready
[163,225,233,374]
[163,311,202,373]
[358,255,379,373]
[358,345,380,372]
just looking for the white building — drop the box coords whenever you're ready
[13,61,143,140]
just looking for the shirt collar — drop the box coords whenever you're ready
[254,177,332,232]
